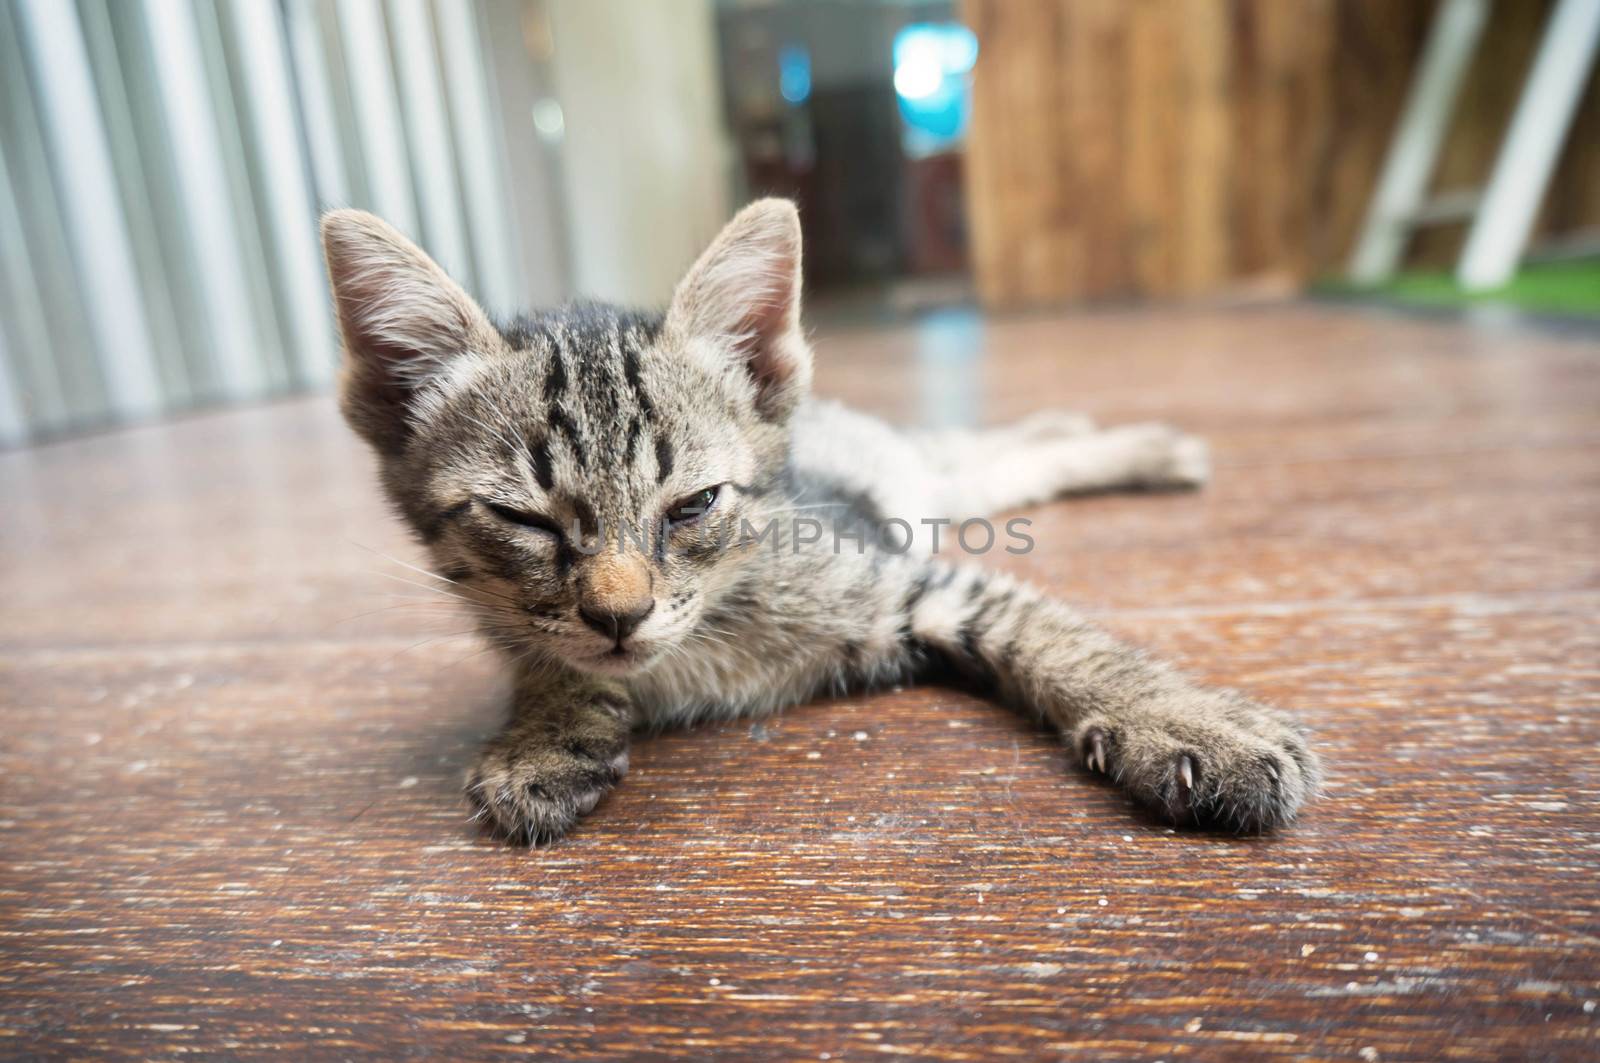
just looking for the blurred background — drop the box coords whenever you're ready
[0,0,1596,446]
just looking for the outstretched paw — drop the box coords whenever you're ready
[466,726,629,846]
[1074,698,1317,832]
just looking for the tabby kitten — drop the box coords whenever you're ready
[322,200,1318,845]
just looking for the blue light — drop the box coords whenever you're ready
[892,23,978,156]
[779,44,811,105]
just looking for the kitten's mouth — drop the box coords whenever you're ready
[576,641,656,675]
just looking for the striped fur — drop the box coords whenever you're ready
[324,200,1319,845]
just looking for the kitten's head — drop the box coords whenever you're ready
[323,200,809,676]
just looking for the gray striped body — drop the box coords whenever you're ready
[322,201,1319,846]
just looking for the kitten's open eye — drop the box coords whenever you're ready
[664,485,721,526]
[481,499,564,538]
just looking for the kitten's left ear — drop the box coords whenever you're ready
[666,198,810,421]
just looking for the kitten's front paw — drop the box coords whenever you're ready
[1072,697,1318,832]
[465,729,629,846]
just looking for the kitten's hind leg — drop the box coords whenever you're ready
[915,421,1210,520]
[906,410,1096,471]
[1042,422,1211,493]
[1012,409,1098,441]
[465,671,632,845]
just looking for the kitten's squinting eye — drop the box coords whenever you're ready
[481,499,564,538]
[664,485,721,526]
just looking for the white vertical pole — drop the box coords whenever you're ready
[388,0,473,284]
[285,0,351,208]
[0,134,65,434]
[1458,0,1600,290]
[1348,0,1489,284]
[141,0,268,400]
[0,315,28,446]
[336,0,420,236]
[230,0,337,388]
[434,0,525,313]
[14,0,163,419]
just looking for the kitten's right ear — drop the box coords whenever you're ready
[321,209,500,454]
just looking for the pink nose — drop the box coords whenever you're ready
[578,600,655,643]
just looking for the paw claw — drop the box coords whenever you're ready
[1085,731,1107,774]
[1168,753,1197,819]
[1070,699,1317,833]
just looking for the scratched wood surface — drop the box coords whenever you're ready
[2,305,1598,1060]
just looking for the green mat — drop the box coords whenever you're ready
[1320,257,1600,318]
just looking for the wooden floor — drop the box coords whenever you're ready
[2,304,1597,1060]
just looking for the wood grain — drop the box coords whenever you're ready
[2,305,1598,1059]
[961,0,1600,308]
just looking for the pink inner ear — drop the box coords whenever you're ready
[732,288,796,386]
[322,209,487,378]
[666,200,809,417]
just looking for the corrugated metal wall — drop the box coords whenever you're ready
[0,0,548,445]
